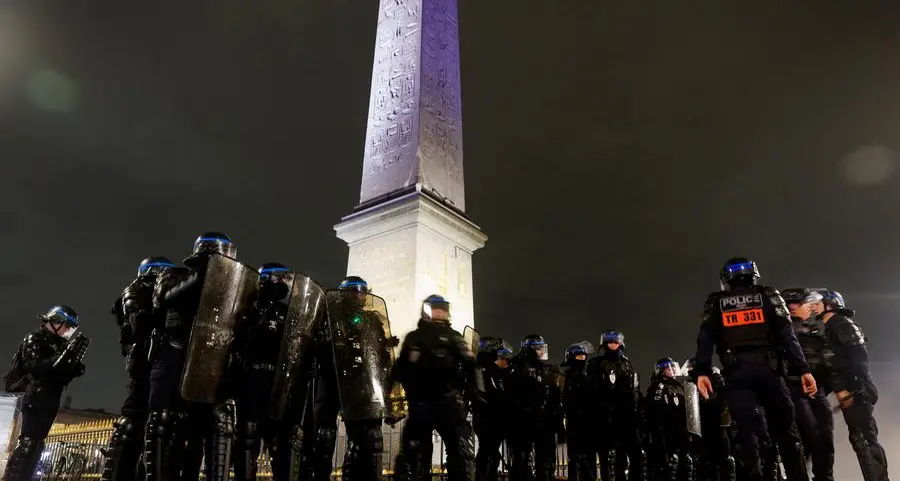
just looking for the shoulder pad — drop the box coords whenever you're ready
[23,333,39,345]
[762,286,780,296]
[153,267,189,308]
[763,286,791,318]
[835,318,866,347]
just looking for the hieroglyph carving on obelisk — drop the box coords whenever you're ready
[335,0,486,341]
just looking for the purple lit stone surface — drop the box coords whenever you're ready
[360,0,466,211]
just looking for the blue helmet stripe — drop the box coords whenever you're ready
[195,237,232,245]
[260,267,291,275]
[49,306,77,324]
[139,262,176,273]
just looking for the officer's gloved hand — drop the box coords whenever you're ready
[384,413,406,427]
[386,336,400,348]
[71,362,86,378]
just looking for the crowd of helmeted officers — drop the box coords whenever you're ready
[0,232,890,481]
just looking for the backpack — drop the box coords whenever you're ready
[3,346,27,393]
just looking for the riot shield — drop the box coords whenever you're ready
[180,254,260,403]
[463,326,479,358]
[268,274,326,421]
[463,326,485,393]
[326,290,403,422]
[679,376,703,437]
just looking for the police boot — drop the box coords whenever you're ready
[233,420,261,481]
[268,435,294,481]
[310,427,337,481]
[849,428,890,481]
[100,415,145,481]
[600,450,617,481]
[3,436,43,481]
[682,453,696,481]
[342,424,384,481]
[664,453,679,481]
[144,410,182,481]
[777,443,810,481]
[204,403,235,481]
[722,456,737,481]
[448,430,476,481]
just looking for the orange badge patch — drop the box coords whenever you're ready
[722,308,765,327]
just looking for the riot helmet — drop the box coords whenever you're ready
[421,294,451,324]
[520,334,549,361]
[192,232,236,258]
[720,257,760,291]
[258,262,292,300]
[478,337,514,364]
[781,287,823,319]
[562,341,594,366]
[817,288,855,317]
[600,330,625,351]
[39,305,79,337]
[654,357,679,379]
[137,256,176,278]
[338,276,370,293]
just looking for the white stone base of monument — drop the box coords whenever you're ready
[335,189,486,342]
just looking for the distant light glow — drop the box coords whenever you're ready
[843,145,897,186]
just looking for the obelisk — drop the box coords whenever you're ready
[334,0,486,341]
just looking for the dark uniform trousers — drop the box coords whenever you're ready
[473,415,505,481]
[4,388,62,481]
[788,381,834,481]
[724,353,808,481]
[145,342,188,481]
[101,364,151,481]
[840,397,889,481]
[310,370,385,481]
[401,400,475,481]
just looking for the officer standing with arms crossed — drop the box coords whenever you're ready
[692,257,816,481]
[815,289,889,481]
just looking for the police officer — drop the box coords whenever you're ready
[473,337,513,481]
[561,341,594,481]
[645,358,695,481]
[585,330,645,481]
[781,288,834,481]
[693,257,815,481]
[233,263,295,481]
[505,334,564,481]
[145,232,239,481]
[683,360,735,481]
[393,295,477,481]
[2,306,86,481]
[308,276,399,481]
[816,289,889,481]
[102,257,175,481]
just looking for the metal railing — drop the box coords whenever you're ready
[35,426,570,480]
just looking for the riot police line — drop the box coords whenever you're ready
[0,234,890,481]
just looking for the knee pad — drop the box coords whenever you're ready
[112,416,142,443]
[213,402,235,437]
[849,428,869,451]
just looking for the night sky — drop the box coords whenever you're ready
[1,1,899,457]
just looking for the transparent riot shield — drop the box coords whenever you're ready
[268,274,326,421]
[680,376,703,437]
[463,326,485,393]
[180,254,260,404]
[325,290,403,422]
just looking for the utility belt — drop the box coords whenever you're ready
[721,348,785,377]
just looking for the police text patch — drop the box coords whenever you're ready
[720,293,765,328]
